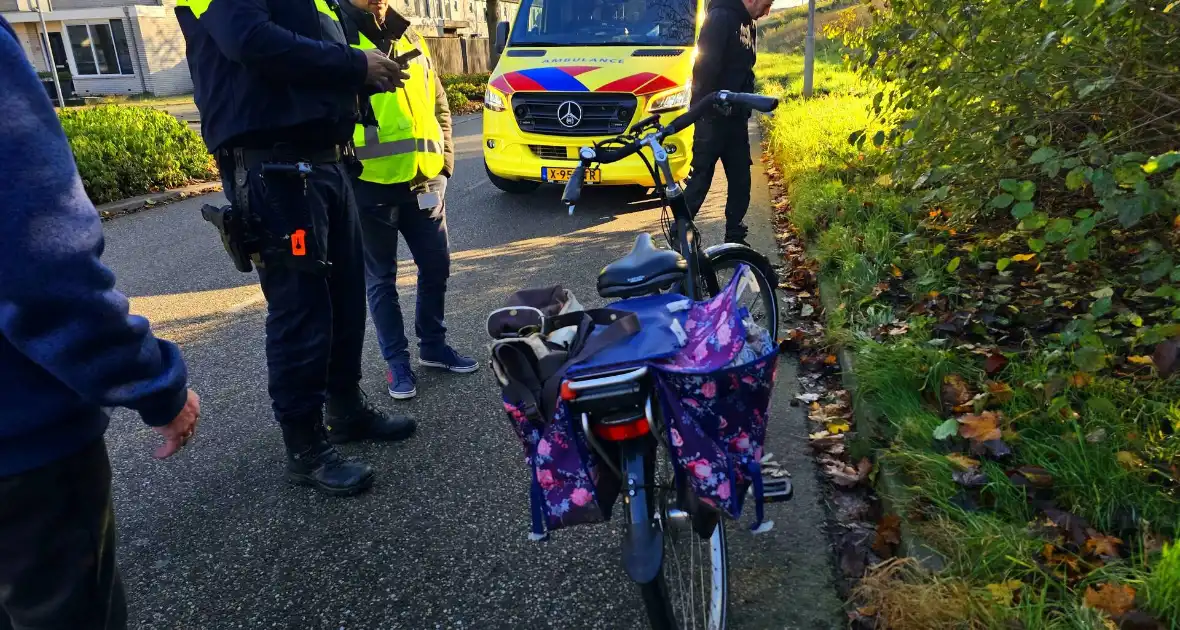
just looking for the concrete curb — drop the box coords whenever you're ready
[817,237,947,572]
[97,182,222,220]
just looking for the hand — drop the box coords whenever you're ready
[153,389,200,459]
[364,50,410,92]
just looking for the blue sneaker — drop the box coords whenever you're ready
[386,363,418,400]
[419,345,479,374]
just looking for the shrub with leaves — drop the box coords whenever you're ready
[444,86,471,110]
[59,105,215,205]
[842,0,1180,368]
[758,4,1180,626]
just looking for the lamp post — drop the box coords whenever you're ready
[33,0,66,108]
[802,0,816,98]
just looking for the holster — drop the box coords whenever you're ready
[201,150,262,273]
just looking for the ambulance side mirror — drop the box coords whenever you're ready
[495,21,510,54]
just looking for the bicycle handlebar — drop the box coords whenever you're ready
[664,91,779,136]
[561,91,779,206]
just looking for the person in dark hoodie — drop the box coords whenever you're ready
[682,0,774,245]
[0,17,200,630]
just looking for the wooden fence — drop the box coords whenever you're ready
[423,37,492,75]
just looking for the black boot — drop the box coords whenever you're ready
[280,420,375,496]
[325,387,417,445]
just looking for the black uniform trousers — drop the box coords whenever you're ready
[683,115,753,242]
[0,440,126,630]
[223,156,367,426]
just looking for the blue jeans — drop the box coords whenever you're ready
[354,176,450,366]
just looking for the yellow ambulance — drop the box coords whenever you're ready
[482,0,703,193]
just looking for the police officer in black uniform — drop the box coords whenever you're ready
[176,0,417,496]
[682,0,774,245]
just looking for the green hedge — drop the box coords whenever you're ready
[444,86,471,110]
[59,105,216,205]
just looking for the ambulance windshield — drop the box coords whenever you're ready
[508,0,697,47]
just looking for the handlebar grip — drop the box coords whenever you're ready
[721,92,780,113]
[562,164,586,205]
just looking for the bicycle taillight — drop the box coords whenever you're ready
[591,416,651,441]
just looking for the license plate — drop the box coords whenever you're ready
[543,166,602,184]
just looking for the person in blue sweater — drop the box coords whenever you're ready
[0,17,201,630]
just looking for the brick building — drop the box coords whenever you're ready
[2,0,514,98]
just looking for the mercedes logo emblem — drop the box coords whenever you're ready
[557,101,583,128]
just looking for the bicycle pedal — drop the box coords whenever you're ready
[761,478,794,503]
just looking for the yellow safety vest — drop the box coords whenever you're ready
[351,29,445,185]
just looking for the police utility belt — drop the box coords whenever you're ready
[201,144,354,276]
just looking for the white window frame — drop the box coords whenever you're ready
[62,19,136,78]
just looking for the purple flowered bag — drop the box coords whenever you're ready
[503,398,620,540]
[653,267,779,531]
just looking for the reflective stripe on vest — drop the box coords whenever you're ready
[354,128,445,160]
[350,28,444,185]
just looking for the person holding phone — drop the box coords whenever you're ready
[339,0,477,402]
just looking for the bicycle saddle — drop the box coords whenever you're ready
[597,233,687,299]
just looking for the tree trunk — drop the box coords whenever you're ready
[486,0,501,69]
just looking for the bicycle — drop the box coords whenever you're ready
[556,91,792,630]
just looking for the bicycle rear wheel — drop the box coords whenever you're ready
[636,446,729,630]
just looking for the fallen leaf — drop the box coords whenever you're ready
[946,453,981,470]
[828,422,851,434]
[1070,372,1093,387]
[1043,506,1092,547]
[953,392,989,414]
[891,265,903,278]
[1012,253,1037,262]
[987,381,1014,403]
[942,374,975,411]
[796,393,821,404]
[933,417,959,440]
[1085,533,1123,559]
[1153,338,1179,377]
[959,411,1003,442]
[1117,451,1145,469]
[872,514,902,556]
[1011,465,1054,488]
[984,580,1024,605]
[982,438,1013,459]
[1127,355,1155,367]
[985,354,1009,374]
[825,354,840,366]
[827,457,872,487]
[953,467,989,488]
[1083,583,1136,617]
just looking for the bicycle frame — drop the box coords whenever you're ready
[575,134,721,301]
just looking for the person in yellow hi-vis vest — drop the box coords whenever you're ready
[339,0,476,401]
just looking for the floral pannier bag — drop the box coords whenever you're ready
[490,267,779,540]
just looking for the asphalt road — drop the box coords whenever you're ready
[100,115,844,629]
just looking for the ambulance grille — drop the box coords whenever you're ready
[512,92,638,137]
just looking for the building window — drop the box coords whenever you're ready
[66,20,134,76]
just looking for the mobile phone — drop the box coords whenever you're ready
[395,49,422,65]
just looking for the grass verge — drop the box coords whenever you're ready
[759,29,1179,630]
